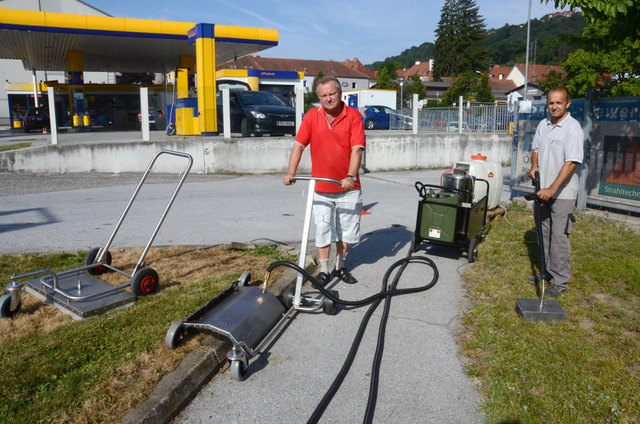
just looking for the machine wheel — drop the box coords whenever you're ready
[365,119,375,130]
[165,321,185,349]
[238,271,251,287]
[322,290,339,315]
[281,284,296,309]
[230,359,247,381]
[131,267,160,296]
[85,247,112,275]
[0,294,21,318]
[410,233,421,253]
[467,238,479,263]
[240,118,250,137]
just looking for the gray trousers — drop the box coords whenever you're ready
[536,198,575,288]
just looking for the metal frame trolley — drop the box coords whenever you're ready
[165,176,341,381]
[1,149,193,320]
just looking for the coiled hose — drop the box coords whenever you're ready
[266,255,439,424]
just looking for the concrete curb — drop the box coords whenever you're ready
[121,256,315,424]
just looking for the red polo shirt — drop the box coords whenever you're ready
[295,103,365,193]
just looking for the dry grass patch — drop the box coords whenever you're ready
[0,245,292,424]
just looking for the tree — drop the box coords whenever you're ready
[536,69,568,94]
[304,71,323,110]
[433,0,489,80]
[474,72,495,102]
[407,74,426,98]
[376,61,400,89]
[441,72,478,105]
[542,0,640,96]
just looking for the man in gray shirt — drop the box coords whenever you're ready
[528,87,584,298]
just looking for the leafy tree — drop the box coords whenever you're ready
[536,69,568,94]
[542,0,640,96]
[433,0,489,80]
[441,71,478,105]
[304,71,323,110]
[368,42,434,71]
[407,74,426,98]
[376,61,400,89]
[474,73,495,102]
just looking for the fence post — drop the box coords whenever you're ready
[458,96,463,133]
[140,87,149,141]
[412,94,418,134]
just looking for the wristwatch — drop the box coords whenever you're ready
[347,175,356,182]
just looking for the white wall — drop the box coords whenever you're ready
[0,133,511,174]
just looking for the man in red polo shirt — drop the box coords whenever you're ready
[283,76,366,286]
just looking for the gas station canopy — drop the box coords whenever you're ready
[0,8,278,73]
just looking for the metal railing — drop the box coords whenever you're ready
[389,102,512,132]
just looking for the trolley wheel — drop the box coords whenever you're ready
[410,233,421,253]
[322,290,339,315]
[280,284,296,309]
[165,321,185,349]
[85,247,112,275]
[467,238,479,263]
[0,294,21,318]
[131,267,160,296]
[230,359,247,381]
[238,271,251,287]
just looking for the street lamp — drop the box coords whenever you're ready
[400,81,404,109]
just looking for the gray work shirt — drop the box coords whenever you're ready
[532,112,584,200]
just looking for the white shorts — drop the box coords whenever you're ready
[312,189,362,247]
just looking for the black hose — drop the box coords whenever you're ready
[266,255,438,423]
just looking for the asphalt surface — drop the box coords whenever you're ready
[1,165,510,423]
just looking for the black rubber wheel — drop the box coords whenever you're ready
[365,119,375,130]
[467,238,479,263]
[85,247,112,275]
[410,233,421,253]
[281,284,296,309]
[230,359,247,381]
[240,118,250,137]
[131,267,160,296]
[165,322,185,349]
[322,289,339,315]
[0,294,21,318]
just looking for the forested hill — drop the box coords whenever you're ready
[366,12,585,71]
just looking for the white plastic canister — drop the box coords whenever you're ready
[454,153,503,209]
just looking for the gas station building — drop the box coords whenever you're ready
[0,2,301,135]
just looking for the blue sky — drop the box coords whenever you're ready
[88,0,570,65]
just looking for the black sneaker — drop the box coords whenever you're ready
[545,284,566,299]
[335,267,357,284]
[315,272,331,287]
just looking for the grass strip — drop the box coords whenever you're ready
[461,205,640,424]
[0,143,31,152]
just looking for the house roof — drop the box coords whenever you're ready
[513,63,563,82]
[488,65,512,80]
[397,61,431,80]
[217,55,373,80]
[342,58,375,79]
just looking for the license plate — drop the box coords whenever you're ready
[277,121,294,126]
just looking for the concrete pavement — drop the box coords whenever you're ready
[1,168,506,423]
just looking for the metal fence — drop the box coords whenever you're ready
[390,102,512,132]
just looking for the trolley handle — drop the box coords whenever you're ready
[291,176,342,186]
[415,181,471,199]
[524,171,540,201]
